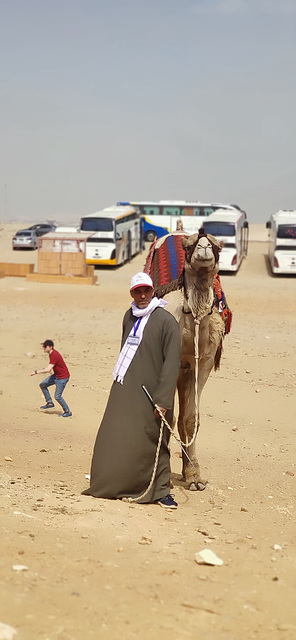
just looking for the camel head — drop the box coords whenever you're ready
[182,228,223,275]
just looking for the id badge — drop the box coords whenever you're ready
[127,336,140,346]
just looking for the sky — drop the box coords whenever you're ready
[0,0,296,224]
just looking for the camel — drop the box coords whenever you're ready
[147,229,230,490]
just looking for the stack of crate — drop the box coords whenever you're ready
[37,233,92,276]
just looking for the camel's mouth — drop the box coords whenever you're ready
[191,256,217,268]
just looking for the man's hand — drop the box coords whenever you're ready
[154,407,167,417]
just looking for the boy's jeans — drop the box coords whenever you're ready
[40,375,70,413]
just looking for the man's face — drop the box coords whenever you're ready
[131,286,154,309]
[43,345,52,354]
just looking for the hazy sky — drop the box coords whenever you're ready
[1,0,296,223]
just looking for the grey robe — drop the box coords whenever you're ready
[82,306,181,503]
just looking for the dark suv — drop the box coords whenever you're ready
[27,223,56,237]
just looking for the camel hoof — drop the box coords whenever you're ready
[188,481,206,491]
[188,482,198,491]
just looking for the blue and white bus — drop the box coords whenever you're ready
[117,200,246,242]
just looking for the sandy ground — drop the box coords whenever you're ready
[0,223,295,640]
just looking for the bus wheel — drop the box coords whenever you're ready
[145,231,157,242]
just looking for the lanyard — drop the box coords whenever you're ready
[133,317,142,336]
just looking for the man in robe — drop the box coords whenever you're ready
[82,272,181,508]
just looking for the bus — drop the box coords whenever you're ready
[202,209,249,272]
[266,210,296,275]
[80,205,142,266]
[117,200,246,242]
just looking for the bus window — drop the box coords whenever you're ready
[203,222,236,236]
[277,225,296,239]
[142,206,161,216]
[194,207,214,216]
[162,207,181,216]
[81,218,113,232]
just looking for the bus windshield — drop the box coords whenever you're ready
[81,218,114,232]
[277,224,296,239]
[203,222,235,237]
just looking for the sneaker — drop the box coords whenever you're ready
[59,411,72,418]
[157,494,178,509]
[40,402,54,409]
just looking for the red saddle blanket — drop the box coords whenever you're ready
[144,232,232,334]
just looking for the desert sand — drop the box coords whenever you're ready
[0,223,295,640]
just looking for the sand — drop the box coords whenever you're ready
[0,223,295,640]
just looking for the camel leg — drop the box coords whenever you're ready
[177,365,206,491]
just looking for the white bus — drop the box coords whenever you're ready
[202,209,249,272]
[117,200,246,242]
[80,205,142,266]
[266,210,296,275]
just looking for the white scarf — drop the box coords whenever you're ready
[113,297,167,384]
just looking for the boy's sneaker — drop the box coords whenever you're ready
[59,411,72,418]
[157,494,178,509]
[40,402,54,409]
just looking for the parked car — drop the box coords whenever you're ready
[12,229,39,250]
[27,223,56,236]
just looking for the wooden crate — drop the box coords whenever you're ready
[26,274,97,285]
[0,263,35,277]
[38,251,86,276]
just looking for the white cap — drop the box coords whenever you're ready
[130,272,153,291]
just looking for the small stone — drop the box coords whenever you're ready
[4,457,12,462]
[232,427,238,432]
[12,564,28,572]
[195,549,223,566]
[138,536,152,545]
[39,449,47,453]
[285,470,294,476]
[240,507,248,512]
[0,621,17,639]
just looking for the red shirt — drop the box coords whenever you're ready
[49,349,70,379]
